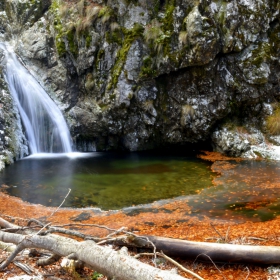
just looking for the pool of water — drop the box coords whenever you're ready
[0,151,214,210]
[187,160,280,222]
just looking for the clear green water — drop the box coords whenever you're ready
[0,152,214,210]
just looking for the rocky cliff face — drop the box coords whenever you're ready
[0,50,28,170]
[0,0,279,160]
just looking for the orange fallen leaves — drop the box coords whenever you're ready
[2,152,280,279]
[1,190,280,279]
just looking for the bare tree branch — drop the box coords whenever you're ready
[37,253,61,267]
[48,188,71,219]
[0,242,25,270]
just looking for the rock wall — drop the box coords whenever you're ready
[0,0,279,159]
[0,50,28,170]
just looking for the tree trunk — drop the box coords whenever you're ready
[145,236,280,264]
[0,231,189,280]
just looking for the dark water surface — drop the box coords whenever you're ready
[0,152,214,210]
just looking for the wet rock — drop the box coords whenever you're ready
[0,67,28,167]
[211,127,251,157]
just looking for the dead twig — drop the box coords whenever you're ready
[36,223,52,235]
[37,254,61,267]
[210,223,231,243]
[48,188,71,219]
[13,260,34,275]
[135,251,204,280]
[210,223,225,241]
[0,217,19,229]
[225,226,230,243]
[42,226,101,242]
[0,243,25,270]
[53,223,120,232]
[244,266,250,280]
[194,253,227,280]
[27,218,46,227]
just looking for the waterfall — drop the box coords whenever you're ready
[0,43,72,154]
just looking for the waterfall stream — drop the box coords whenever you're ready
[0,43,72,154]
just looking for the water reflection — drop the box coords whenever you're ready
[0,152,213,210]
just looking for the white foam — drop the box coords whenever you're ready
[23,152,98,160]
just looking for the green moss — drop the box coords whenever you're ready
[50,0,67,56]
[85,73,95,93]
[66,29,79,58]
[214,2,228,33]
[266,107,280,135]
[268,22,280,56]
[240,34,278,74]
[50,0,99,57]
[98,6,109,17]
[158,3,175,57]
[55,37,66,57]
[123,0,138,5]
[98,102,109,111]
[85,34,92,48]
[98,6,114,23]
[105,29,123,45]
[143,1,178,67]
[161,3,175,34]
[109,93,116,100]
[139,56,157,78]
[107,23,144,90]
[95,49,105,69]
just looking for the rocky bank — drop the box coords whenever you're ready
[0,0,279,165]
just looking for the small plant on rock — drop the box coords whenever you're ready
[179,30,188,44]
[266,108,280,135]
[144,19,165,53]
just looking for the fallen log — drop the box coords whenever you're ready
[0,231,189,280]
[145,236,280,264]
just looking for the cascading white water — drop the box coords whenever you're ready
[0,43,72,154]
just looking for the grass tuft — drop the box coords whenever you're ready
[77,0,85,16]
[144,19,162,43]
[266,108,280,135]
[179,31,188,44]
[110,22,120,31]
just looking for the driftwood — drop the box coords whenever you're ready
[144,236,280,264]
